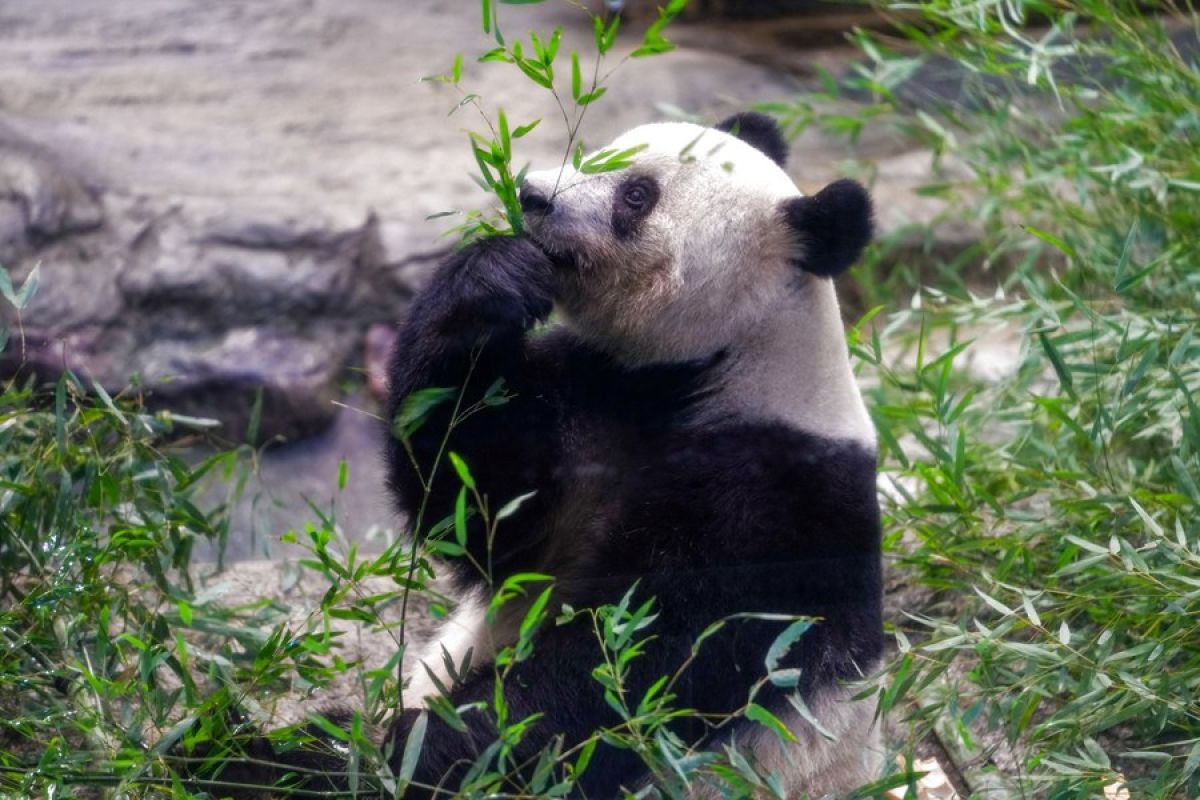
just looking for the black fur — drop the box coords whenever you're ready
[381,235,883,796]
[716,111,790,167]
[784,178,875,277]
[519,183,553,216]
[611,174,661,240]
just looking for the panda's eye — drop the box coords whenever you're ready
[612,176,660,238]
[623,184,649,208]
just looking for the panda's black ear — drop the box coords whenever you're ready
[715,112,788,167]
[782,178,874,277]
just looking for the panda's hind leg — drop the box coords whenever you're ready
[690,688,883,799]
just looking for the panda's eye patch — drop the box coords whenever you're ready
[612,175,661,240]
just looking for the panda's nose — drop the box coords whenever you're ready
[519,184,553,216]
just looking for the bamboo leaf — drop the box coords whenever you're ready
[497,490,537,520]
[397,710,428,788]
[746,703,798,743]
[448,452,476,490]
[571,50,582,101]
[512,119,541,138]
[392,387,455,441]
[1024,225,1078,259]
[498,108,511,160]
[764,619,811,673]
[786,692,837,742]
[454,487,469,547]
[1037,331,1077,399]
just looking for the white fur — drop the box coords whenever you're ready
[711,278,876,445]
[402,592,496,708]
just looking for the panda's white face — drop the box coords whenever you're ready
[522,122,806,364]
[521,114,876,444]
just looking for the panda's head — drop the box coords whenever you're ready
[520,112,873,364]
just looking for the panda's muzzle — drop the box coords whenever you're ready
[519,180,577,270]
[519,184,554,217]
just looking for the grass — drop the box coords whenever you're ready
[766,1,1200,796]
[2,0,1199,797]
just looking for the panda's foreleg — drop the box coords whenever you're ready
[385,235,560,582]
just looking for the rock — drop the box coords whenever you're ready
[139,327,356,441]
[0,124,104,263]
[116,208,369,329]
[1,183,404,440]
[868,149,979,259]
[619,0,878,22]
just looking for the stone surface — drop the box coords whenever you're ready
[867,149,981,262]
[196,393,398,564]
[0,124,104,264]
[187,557,440,727]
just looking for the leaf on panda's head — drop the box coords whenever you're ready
[579,143,648,175]
[782,178,874,278]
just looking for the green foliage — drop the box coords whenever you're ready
[425,0,688,241]
[0,365,260,796]
[766,1,1200,796]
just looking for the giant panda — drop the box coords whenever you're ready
[384,111,883,797]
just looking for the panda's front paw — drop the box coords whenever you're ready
[445,235,557,330]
